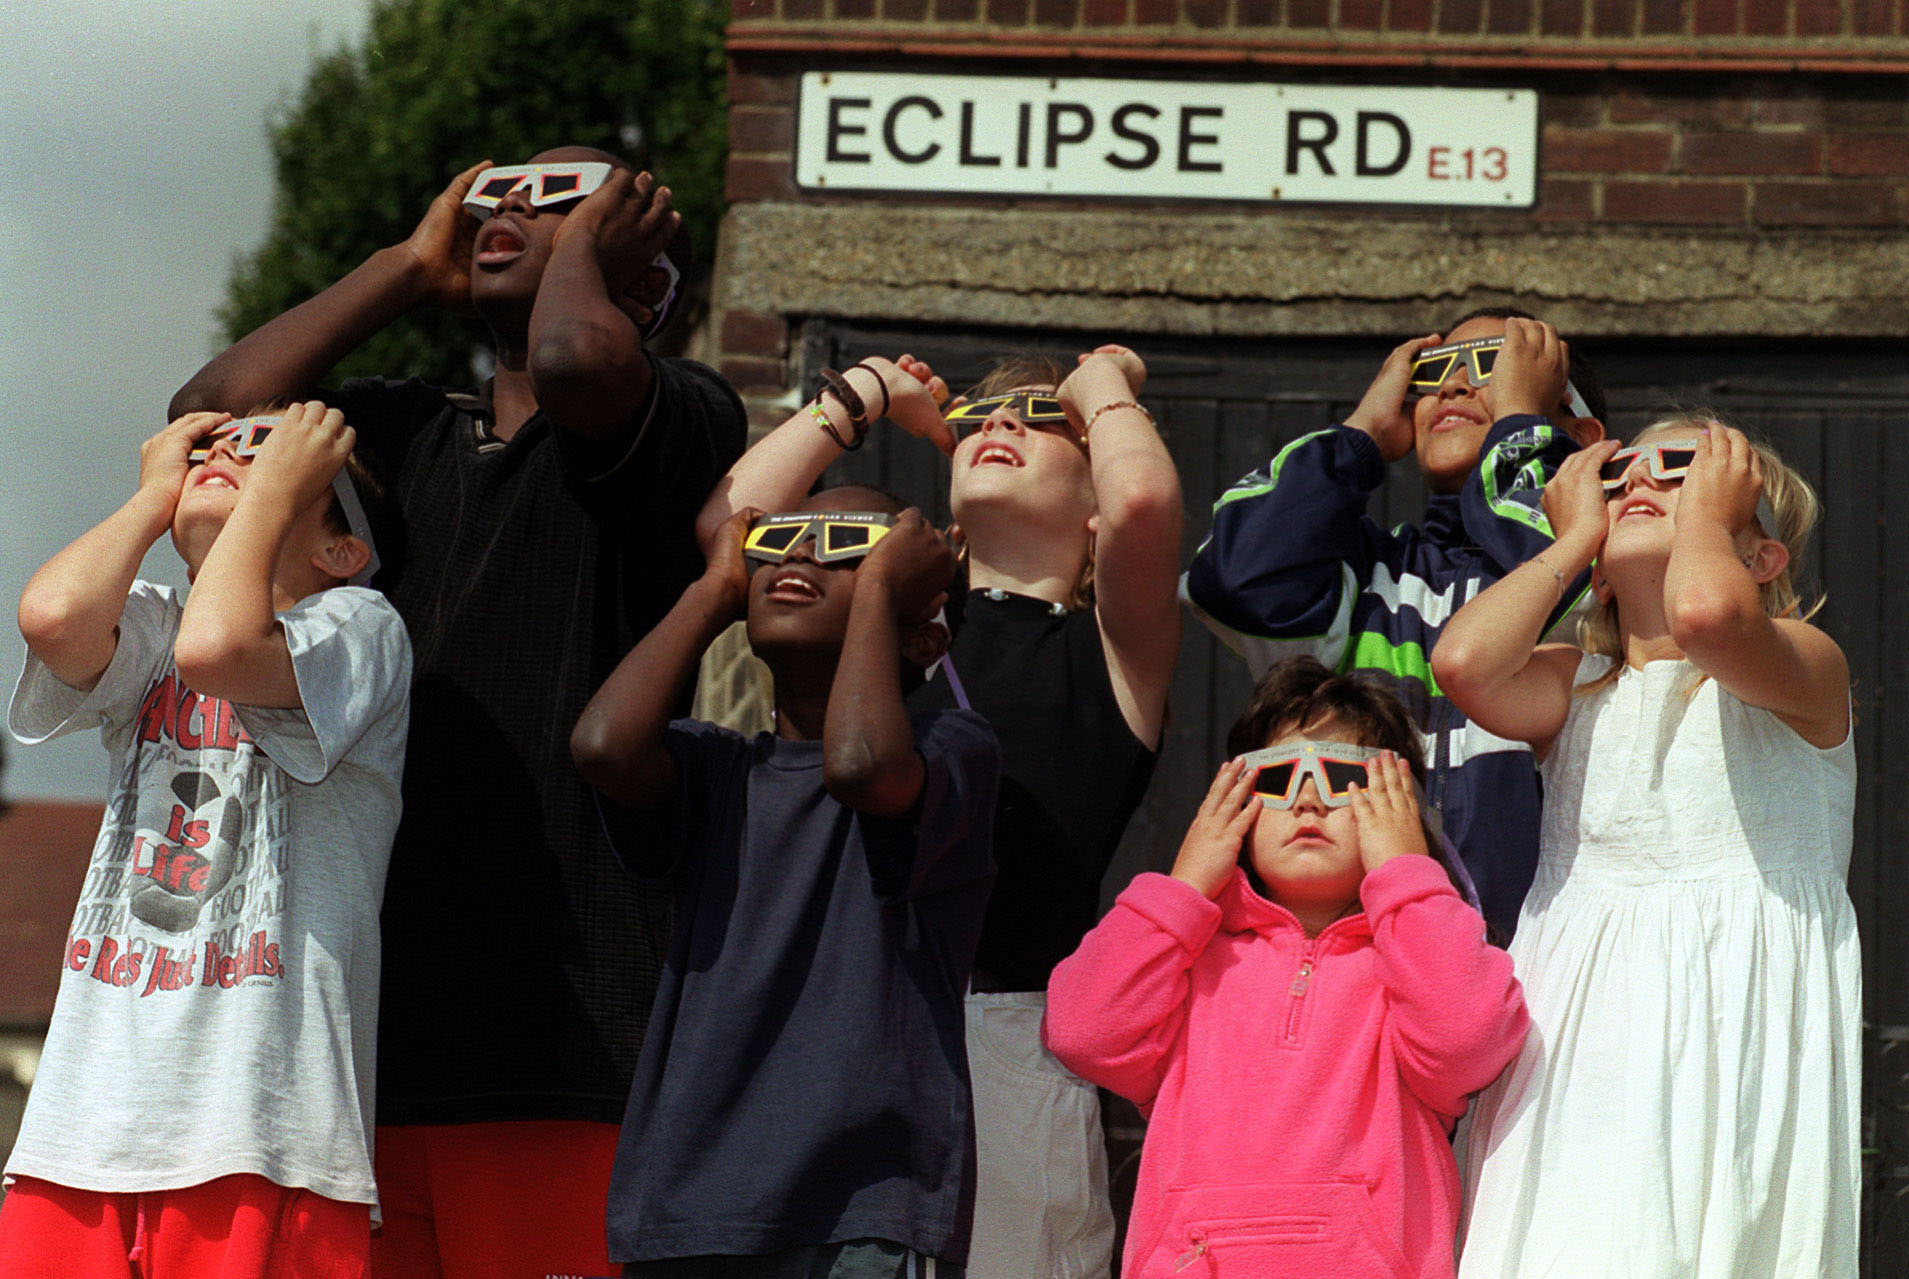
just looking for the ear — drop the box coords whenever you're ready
[1590,558,1615,605]
[1561,415,1606,449]
[900,617,950,672]
[1744,535,1790,586]
[313,534,371,584]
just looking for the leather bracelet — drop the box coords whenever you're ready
[1083,399,1153,439]
[808,400,859,452]
[818,367,869,448]
[848,360,890,422]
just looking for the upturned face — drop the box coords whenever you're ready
[947,385,1095,536]
[743,487,896,658]
[468,145,625,325]
[168,433,336,579]
[1411,316,1507,493]
[1245,715,1369,919]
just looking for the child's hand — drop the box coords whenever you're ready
[868,355,957,456]
[1346,333,1441,462]
[1490,317,1570,421]
[860,509,958,626]
[554,170,679,305]
[704,507,759,623]
[403,160,490,315]
[141,412,231,508]
[1541,437,1622,558]
[1679,424,1765,536]
[1347,750,1428,873]
[244,401,354,517]
[1171,757,1258,899]
[1057,344,1148,435]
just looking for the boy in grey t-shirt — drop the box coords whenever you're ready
[0,401,410,1277]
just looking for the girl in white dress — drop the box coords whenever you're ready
[1430,329,1859,1279]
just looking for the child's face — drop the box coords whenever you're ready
[743,487,894,658]
[948,384,1096,531]
[1245,714,1370,919]
[169,433,336,577]
[1411,316,1508,491]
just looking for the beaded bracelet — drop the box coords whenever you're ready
[807,401,859,451]
[1530,555,1566,595]
[1083,399,1155,438]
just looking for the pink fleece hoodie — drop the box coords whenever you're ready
[1044,856,1527,1279]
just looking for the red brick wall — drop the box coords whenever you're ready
[718,5,1909,398]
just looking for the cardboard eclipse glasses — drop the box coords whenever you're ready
[1241,740,1409,810]
[1408,336,1594,421]
[941,393,1082,442]
[1601,439,1778,534]
[461,162,612,218]
[188,417,381,587]
[743,512,897,565]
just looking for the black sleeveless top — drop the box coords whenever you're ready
[908,589,1159,991]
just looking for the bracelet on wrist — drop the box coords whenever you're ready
[817,368,870,449]
[1082,399,1153,439]
[808,401,859,452]
[847,361,890,422]
[1530,555,1566,595]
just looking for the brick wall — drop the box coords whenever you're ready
[715,5,1908,405]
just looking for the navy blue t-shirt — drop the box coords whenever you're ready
[599,711,1000,1265]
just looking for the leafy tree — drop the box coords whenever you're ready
[222,0,728,386]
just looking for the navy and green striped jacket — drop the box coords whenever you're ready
[1183,415,1585,941]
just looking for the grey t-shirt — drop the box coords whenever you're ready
[5,580,410,1209]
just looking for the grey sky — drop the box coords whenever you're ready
[3,1,373,800]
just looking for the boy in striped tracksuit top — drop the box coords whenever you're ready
[1183,309,1607,942]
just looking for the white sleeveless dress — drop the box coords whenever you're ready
[1457,656,1860,1279]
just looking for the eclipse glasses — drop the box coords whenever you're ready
[1408,336,1594,421]
[742,511,897,565]
[941,393,1083,443]
[1241,741,1387,810]
[188,417,381,586]
[461,162,612,219]
[1601,439,1778,534]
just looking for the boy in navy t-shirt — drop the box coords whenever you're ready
[572,486,999,1276]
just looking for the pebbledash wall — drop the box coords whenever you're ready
[705,2,1909,1270]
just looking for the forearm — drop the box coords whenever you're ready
[822,579,923,816]
[696,403,848,555]
[526,234,652,445]
[18,490,174,689]
[175,494,302,707]
[572,574,734,811]
[1665,520,1764,646]
[171,246,429,417]
[1436,529,1596,692]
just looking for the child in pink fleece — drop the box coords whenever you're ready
[1044,657,1528,1279]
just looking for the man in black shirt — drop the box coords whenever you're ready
[172,146,746,1279]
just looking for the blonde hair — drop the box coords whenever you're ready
[1577,413,1823,697]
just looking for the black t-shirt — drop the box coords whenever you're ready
[599,713,1000,1264]
[908,590,1158,991]
[331,358,745,1124]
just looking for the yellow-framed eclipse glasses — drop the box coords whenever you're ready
[742,511,897,565]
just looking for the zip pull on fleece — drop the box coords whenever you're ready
[1173,1230,1209,1272]
[1290,959,1315,997]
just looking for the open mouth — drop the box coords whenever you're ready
[475,221,528,266]
[1429,409,1483,432]
[973,443,1024,468]
[1617,498,1664,520]
[764,570,822,603]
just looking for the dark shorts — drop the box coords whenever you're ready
[623,1239,964,1279]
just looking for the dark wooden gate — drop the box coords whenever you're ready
[804,319,1909,1275]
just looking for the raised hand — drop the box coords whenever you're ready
[859,355,956,456]
[1679,423,1766,536]
[142,412,231,513]
[1347,750,1428,873]
[1541,437,1622,559]
[402,160,491,314]
[704,506,760,624]
[1171,757,1259,899]
[1057,343,1148,434]
[860,508,958,626]
[1346,333,1442,462]
[1491,317,1570,421]
[244,401,355,517]
[554,170,680,304]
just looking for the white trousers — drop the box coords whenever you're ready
[963,992,1115,1279]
